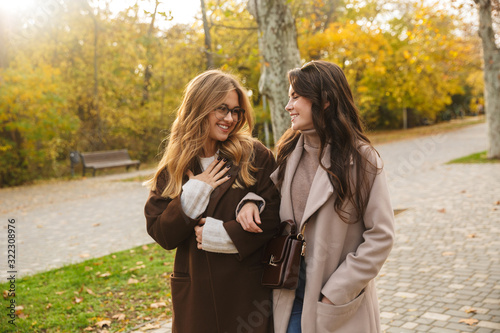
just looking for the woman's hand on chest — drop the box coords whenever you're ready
[186,158,231,189]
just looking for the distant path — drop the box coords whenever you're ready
[0,170,155,278]
[375,122,489,209]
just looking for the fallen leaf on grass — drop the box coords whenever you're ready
[55,291,66,295]
[464,308,477,314]
[74,296,83,304]
[3,290,9,298]
[142,323,162,330]
[459,318,478,326]
[112,313,126,321]
[142,245,149,250]
[16,306,28,318]
[98,272,111,278]
[83,327,95,331]
[437,208,446,213]
[46,303,52,309]
[150,302,167,309]
[96,320,111,328]
[86,288,96,296]
[128,278,139,284]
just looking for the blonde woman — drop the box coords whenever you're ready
[144,70,280,333]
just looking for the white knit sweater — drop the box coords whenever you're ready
[180,155,238,254]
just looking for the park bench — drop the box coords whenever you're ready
[70,149,140,177]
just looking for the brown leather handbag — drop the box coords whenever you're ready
[261,220,307,289]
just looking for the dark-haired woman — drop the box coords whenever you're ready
[237,60,395,332]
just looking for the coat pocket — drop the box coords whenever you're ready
[316,289,366,333]
[170,274,191,310]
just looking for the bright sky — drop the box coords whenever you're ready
[0,0,201,28]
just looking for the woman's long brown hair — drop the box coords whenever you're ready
[276,60,380,223]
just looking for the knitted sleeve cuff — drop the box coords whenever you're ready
[202,217,238,254]
[180,179,214,219]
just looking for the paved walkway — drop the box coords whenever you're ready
[1,122,499,332]
[0,170,155,278]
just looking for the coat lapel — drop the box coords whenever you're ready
[276,135,304,223]
[299,147,334,229]
[205,164,240,217]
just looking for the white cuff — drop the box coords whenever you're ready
[181,179,214,219]
[235,192,266,216]
[202,217,238,254]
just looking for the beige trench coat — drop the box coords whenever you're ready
[270,135,395,333]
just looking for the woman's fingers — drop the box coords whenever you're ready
[252,208,262,225]
[207,157,227,176]
[189,157,231,189]
[214,174,231,188]
[237,203,263,233]
[194,225,203,246]
[214,163,231,180]
[241,219,263,233]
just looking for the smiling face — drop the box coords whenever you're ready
[285,85,314,131]
[204,89,239,156]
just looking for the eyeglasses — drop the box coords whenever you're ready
[214,105,245,123]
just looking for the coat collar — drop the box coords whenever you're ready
[270,133,336,229]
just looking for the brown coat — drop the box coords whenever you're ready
[271,135,395,333]
[145,141,280,333]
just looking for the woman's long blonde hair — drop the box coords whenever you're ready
[145,70,257,198]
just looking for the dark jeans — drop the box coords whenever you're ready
[286,259,307,333]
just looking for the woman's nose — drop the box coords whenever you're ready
[223,111,234,122]
[285,100,292,112]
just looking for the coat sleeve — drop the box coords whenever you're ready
[144,170,200,250]
[223,143,281,260]
[321,152,395,305]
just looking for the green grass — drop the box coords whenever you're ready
[447,151,500,164]
[1,244,175,332]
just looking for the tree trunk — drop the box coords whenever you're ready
[91,12,103,148]
[200,0,214,69]
[142,0,159,106]
[248,0,301,144]
[0,9,9,69]
[474,0,500,158]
